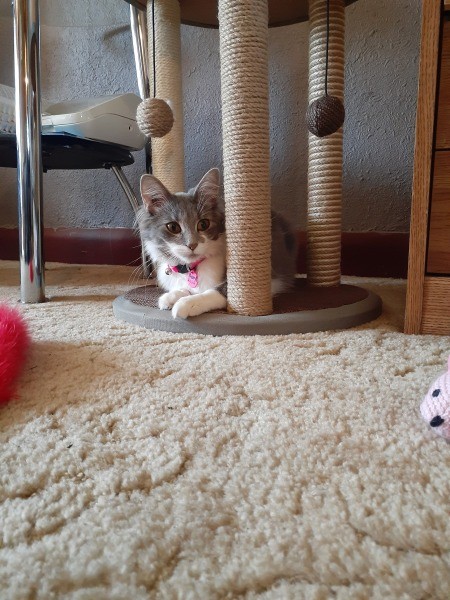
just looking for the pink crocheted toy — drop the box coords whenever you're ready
[420,356,450,440]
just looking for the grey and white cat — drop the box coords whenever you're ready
[138,168,296,319]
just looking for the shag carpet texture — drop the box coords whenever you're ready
[0,261,449,599]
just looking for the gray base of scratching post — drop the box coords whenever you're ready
[113,280,382,336]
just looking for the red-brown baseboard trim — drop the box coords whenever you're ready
[297,231,409,278]
[0,228,141,268]
[0,228,409,278]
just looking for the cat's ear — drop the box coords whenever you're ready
[195,168,220,210]
[140,174,171,215]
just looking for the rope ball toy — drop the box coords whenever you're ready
[0,304,30,405]
[306,0,345,138]
[137,97,173,138]
[136,0,174,139]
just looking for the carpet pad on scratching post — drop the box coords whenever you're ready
[113,280,382,335]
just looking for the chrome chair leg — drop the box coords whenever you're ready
[111,165,140,214]
[129,5,153,278]
[130,4,152,175]
[13,0,45,303]
[130,5,150,100]
[111,166,151,279]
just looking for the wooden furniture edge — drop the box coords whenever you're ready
[126,1,360,28]
[404,0,441,334]
[126,0,146,10]
[426,150,450,272]
[421,275,450,335]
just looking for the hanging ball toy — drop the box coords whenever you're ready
[306,94,345,138]
[136,97,174,138]
[306,0,345,138]
[136,0,173,139]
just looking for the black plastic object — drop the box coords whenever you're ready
[0,133,134,171]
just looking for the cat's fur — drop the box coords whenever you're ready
[138,168,296,319]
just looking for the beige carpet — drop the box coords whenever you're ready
[1,261,449,600]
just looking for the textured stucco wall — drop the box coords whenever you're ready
[0,0,420,231]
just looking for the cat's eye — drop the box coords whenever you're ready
[197,219,210,232]
[432,389,441,397]
[166,222,181,234]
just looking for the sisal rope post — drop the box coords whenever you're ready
[147,0,184,192]
[307,0,345,287]
[218,0,272,316]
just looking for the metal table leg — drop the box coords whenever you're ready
[13,0,45,303]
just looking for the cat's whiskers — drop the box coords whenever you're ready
[127,264,144,288]
[126,255,155,289]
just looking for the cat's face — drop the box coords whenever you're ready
[139,168,225,264]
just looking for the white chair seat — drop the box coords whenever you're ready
[0,84,145,151]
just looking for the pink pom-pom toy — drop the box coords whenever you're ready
[0,304,30,405]
[420,356,450,440]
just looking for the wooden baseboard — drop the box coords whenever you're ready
[296,231,408,278]
[0,228,141,267]
[0,228,409,278]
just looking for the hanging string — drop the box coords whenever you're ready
[325,0,330,96]
[305,0,345,137]
[152,0,156,98]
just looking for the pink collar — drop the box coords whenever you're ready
[167,258,205,288]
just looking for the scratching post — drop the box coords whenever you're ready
[114,0,382,335]
[218,0,272,316]
[307,0,345,286]
[147,0,184,191]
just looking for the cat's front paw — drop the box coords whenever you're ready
[172,290,227,319]
[172,296,202,319]
[158,290,190,310]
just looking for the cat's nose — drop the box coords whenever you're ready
[430,415,444,427]
[187,243,198,251]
